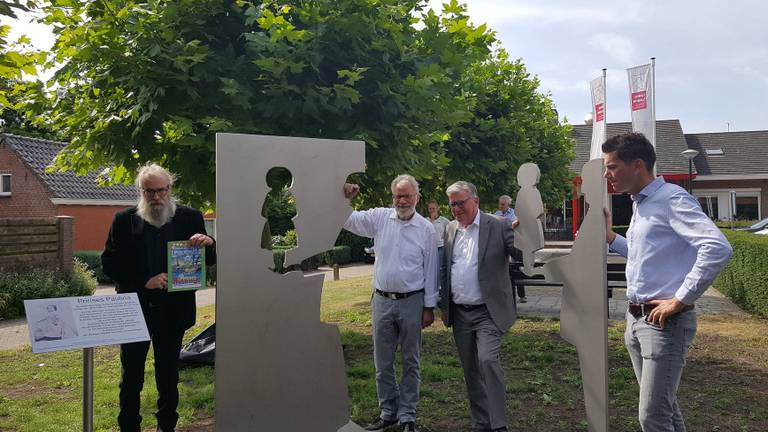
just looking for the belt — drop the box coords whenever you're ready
[453,303,485,312]
[628,302,694,319]
[374,289,424,300]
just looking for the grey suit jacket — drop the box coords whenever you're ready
[439,212,517,332]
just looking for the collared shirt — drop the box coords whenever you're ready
[451,210,483,305]
[494,207,517,223]
[610,177,732,305]
[344,208,438,307]
[429,215,450,248]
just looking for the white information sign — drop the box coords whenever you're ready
[24,293,150,353]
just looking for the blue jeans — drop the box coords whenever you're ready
[625,309,697,432]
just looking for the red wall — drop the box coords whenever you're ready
[57,205,133,251]
[0,141,58,218]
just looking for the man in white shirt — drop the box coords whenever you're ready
[427,199,450,260]
[440,181,518,432]
[343,175,438,432]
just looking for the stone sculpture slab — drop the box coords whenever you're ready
[541,158,609,432]
[514,159,609,432]
[513,162,546,276]
[215,133,366,432]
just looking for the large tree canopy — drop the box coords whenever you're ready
[20,0,573,209]
[439,50,573,209]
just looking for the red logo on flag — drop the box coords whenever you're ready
[594,103,605,122]
[632,91,647,111]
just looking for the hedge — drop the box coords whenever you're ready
[74,251,112,283]
[714,230,768,317]
[0,259,98,319]
[271,245,352,273]
[335,229,372,262]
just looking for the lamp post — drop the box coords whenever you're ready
[681,149,699,194]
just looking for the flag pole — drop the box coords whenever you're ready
[650,57,657,176]
[602,68,610,210]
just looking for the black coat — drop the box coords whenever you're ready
[101,205,216,332]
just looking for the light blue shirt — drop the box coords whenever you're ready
[610,177,732,305]
[494,208,517,222]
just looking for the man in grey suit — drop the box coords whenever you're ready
[439,181,518,432]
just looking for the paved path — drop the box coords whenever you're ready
[0,262,746,350]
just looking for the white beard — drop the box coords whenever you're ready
[395,206,415,220]
[137,197,177,228]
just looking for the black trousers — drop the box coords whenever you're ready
[118,327,185,432]
[508,252,526,299]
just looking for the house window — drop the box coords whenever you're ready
[736,196,759,220]
[698,196,718,219]
[0,174,10,196]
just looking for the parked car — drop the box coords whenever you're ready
[735,217,768,232]
[755,228,768,235]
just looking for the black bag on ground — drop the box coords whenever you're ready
[179,323,216,366]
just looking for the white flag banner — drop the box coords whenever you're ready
[589,75,606,160]
[627,63,655,147]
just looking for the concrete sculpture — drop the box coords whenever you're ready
[513,162,546,276]
[540,158,609,432]
[215,134,366,432]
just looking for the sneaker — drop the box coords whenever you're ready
[519,296,527,303]
[364,418,398,431]
[401,422,418,432]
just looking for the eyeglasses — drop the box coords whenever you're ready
[449,198,472,208]
[142,186,170,197]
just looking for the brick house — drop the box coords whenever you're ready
[684,131,768,221]
[570,120,768,224]
[0,133,136,251]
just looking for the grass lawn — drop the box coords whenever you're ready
[1,275,767,431]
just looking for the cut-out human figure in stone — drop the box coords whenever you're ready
[261,167,297,271]
[215,134,366,432]
[513,163,545,276]
[541,158,609,432]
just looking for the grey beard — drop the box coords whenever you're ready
[137,198,176,228]
[395,206,415,220]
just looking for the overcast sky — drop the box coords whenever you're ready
[427,0,768,133]
[4,1,767,133]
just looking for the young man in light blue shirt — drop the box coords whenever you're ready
[603,133,732,432]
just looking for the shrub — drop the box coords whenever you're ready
[714,231,768,317]
[0,259,98,319]
[324,246,352,266]
[715,219,758,229]
[335,229,372,262]
[74,251,112,283]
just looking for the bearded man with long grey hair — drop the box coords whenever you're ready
[102,163,216,432]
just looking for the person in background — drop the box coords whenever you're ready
[427,199,450,264]
[495,195,526,303]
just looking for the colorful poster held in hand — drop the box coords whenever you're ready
[167,241,206,291]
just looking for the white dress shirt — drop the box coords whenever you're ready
[430,216,450,248]
[451,210,483,305]
[610,177,733,304]
[344,208,438,307]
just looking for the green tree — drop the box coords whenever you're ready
[29,0,493,208]
[438,49,573,209]
[0,1,42,112]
